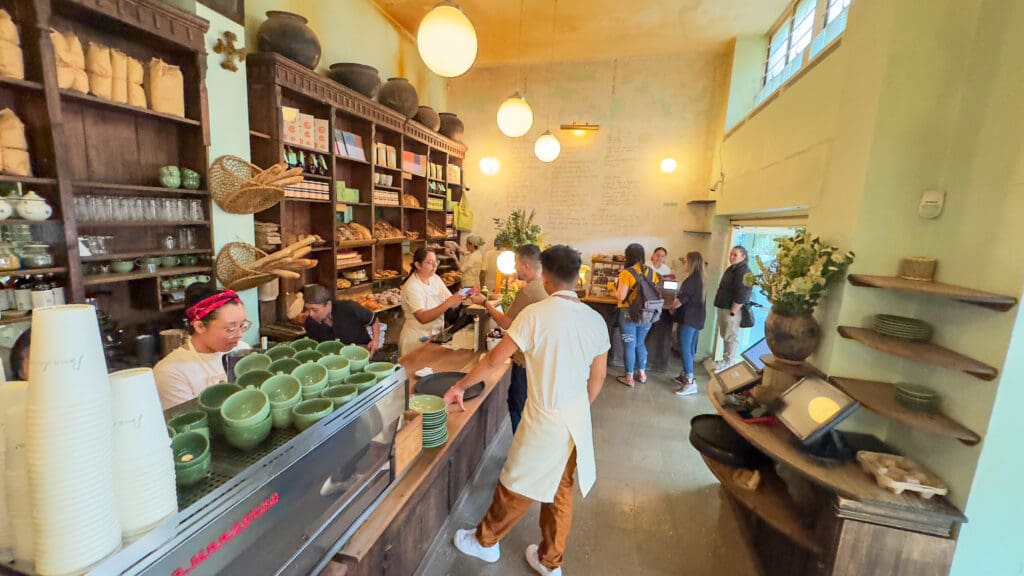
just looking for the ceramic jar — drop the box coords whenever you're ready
[414,106,441,131]
[15,191,52,221]
[181,168,201,190]
[18,244,54,268]
[378,77,418,118]
[439,113,465,141]
[0,197,12,220]
[764,308,820,363]
[257,11,321,69]
[328,63,381,99]
[159,165,181,189]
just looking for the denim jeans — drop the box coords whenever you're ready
[508,363,528,434]
[677,324,700,378]
[619,309,652,374]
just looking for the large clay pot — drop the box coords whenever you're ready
[438,112,464,141]
[378,77,418,118]
[764,308,820,363]
[414,106,441,131]
[257,11,321,69]
[328,63,381,99]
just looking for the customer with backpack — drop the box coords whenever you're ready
[615,243,662,388]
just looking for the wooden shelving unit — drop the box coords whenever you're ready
[836,326,998,381]
[83,266,213,286]
[848,274,1018,312]
[829,377,981,445]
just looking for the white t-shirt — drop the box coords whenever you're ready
[653,262,675,279]
[460,249,484,289]
[154,340,251,409]
[399,274,452,355]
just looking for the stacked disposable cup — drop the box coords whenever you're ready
[109,368,177,541]
[0,381,29,564]
[5,404,34,567]
[25,305,121,575]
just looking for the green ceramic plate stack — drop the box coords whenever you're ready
[409,394,449,448]
[872,314,933,342]
[894,383,941,413]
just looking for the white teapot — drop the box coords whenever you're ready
[15,191,52,221]
[0,197,13,220]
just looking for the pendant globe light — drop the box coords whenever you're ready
[417,2,478,77]
[496,0,533,137]
[533,0,560,162]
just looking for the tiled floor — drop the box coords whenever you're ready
[417,363,758,576]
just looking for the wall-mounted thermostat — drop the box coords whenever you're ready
[919,189,945,219]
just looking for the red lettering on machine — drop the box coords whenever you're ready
[171,492,280,576]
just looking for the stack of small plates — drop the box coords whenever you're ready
[410,395,449,448]
[894,383,941,413]
[872,314,933,342]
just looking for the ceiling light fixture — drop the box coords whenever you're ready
[560,122,600,136]
[534,0,560,162]
[479,156,501,176]
[417,2,477,77]
[497,0,533,137]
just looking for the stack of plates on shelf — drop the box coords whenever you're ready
[409,394,449,448]
[872,314,933,342]
[894,383,941,413]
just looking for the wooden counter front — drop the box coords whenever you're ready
[326,344,511,576]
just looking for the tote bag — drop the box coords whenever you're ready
[454,191,474,232]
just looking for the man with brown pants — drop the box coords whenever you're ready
[444,245,609,576]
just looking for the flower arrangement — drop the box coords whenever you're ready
[492,209,542,249]
[744,231,854,316]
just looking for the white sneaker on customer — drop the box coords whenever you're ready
[713,360,734,373]
[454,528,500,563]
[675,382,698,396]
[525,544,563,575]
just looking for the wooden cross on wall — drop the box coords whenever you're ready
[213,31,246,72]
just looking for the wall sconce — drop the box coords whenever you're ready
[479,156,500,176]
[559,122,600,136]
[660,158,677,173]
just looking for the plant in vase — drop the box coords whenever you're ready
[744,230,854,363]
[492,209,542,250]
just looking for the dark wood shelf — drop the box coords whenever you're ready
[374,203,401,209]
[78,220,209,228]
[375,165,402,174]
[427,208,445,213]
[759,355,827,379]
[336,283,373,296]
[376,238,406,245]
[0,218,61,225]
[300,173,331,182]
[687,199,717,206]
[1,267,67,277]
[83,266,212,286]
[283,196,332,204]
[0,175,57,186]
[0,76,44,91]
[81,248,210,262]
[73,181,209,196]
[337,239,376,249]
[249,130,271,140]
[60,89,202,126]
[283,143,328,156]
[309,246,333,253]
[335,155,371,166]
[683,229,712,235]
[836,326,998,381]
[374,184,402,192]
[427,192,446,198]
[339,202,372,208]
[830,377,981,445]
[402,206,425,211]
[847,274,1018,312]
[337,260,372,271]
[0,315,32,326]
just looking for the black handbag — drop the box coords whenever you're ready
[739,302,756,328]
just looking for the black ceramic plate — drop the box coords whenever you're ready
[688,414,767,469]
[415,371,484,400]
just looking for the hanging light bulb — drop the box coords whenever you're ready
[479,156,501,176]
[534,130,561,163]
[496,92,533,138]
[417,2,478,77]
[660,158,678,173]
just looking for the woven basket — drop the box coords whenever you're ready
[210,155,285,214]
[215,242,276,291]
[898,257,937,282]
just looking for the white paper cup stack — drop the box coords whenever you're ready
[109,368,177,540]
[26,305,121,575]
[5,404,34,567]
[0,381,29,564]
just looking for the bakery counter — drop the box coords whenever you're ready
[323,343,511,576]
[582,296,674,372]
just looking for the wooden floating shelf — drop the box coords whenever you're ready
[375,165,402,173]
[338,202,372,208]
[837,326,998,381]
[375,203,401,209]
[300,173,331,182]
[60,89,202,126]
[687,199,717,206]
[309,247,333,253]
[73,181,209,196]
[284,143,327,156]
[759,355,827,379]
[683,230,712,235]
[83,266,213,286]
[81,249,210,262]
[848,274,1017,312]
[1,267,67,277]
[0,175,57,185]
[283,196,332,204]
[79,221,209,228]
[335,155,371,166]
[830,377,981,445]
[376,238,406,245]
[402,206,425,211]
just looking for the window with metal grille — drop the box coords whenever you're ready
[827,0,852,25]
[766,20,791,83]
[790,0,817,60]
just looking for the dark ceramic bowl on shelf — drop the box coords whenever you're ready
[328,63,381,99]
[414,106,441,131]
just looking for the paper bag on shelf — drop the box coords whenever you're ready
[127,56,145,107]
[128,83,146,108]
[85,42,112,100]
[2,148,30,176]
[0,38,23,80]
[145,58,184,117]
[0,9,19,45]
[109,49,127,103]
[0,108,27,150]
[72,68,88,93]
[51,29,87,93]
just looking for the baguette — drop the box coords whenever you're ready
[270,269,300,279]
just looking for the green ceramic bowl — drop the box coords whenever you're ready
[266,345,296,361]
[291,337,318,352]
[292,399,334,431]
[171,431,209,469]
[198,383,242,435]
[223,414,272,451]
[260,374,302,406]
[169,411,209,441]
[233,353,272,378]
[322,385,359,409]
[220,389,270,429]
[317,355,351,383]
[294,350,324,364]
[292,363,328,388]
[365,362,396,382]
[345,372,378,392]
[340,345,370,372]
[315,340,344,356]
[268,358,301,375]
[174,452,211,486]
[236,369,274,390]
[166,425,176,439]
[269,406,294,428]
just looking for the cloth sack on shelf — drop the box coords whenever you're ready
[0,11,23,80]
[145,58,184,117]
[0,9,18,44]
[0,108,27,150]
[109,49,127,103]
[85,42,112,100]
[50,29,87,93]
[127,56,146,108]
[2,148,30,176]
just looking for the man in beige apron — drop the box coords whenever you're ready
[445,245,609,576]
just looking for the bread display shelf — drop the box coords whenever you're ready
[848,274,1017,312]
[829,377,981,445]
[0,76,43,91]
[336,240,376,248]
[337,261,372,271]
[837,326,998,381]
[0,175,57,185]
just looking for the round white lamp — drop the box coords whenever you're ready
[496,92,533,137]
[660,158,677,173]
[534,130,561,163]
[496,250,517,275]
[417,2,478,77]
[479,156,500,176]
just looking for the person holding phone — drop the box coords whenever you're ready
[399,247,468,355]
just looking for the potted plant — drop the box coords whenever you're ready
[745,231,854,363]
[492,209,542,250]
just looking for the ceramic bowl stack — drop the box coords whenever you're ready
[345,371,378,393]
[365,361,396,382]
[220,388,272,451]
[269,357,301,375]
[198,382,242,436]
[25,304,122,575]
[261,374,302,428]
[318,355,351,385]
[293,363,329,399]
[316,339,344,356]
[894,383,941,413]
[109,368,177,541]
[872,314,933,342]
[291,337,318,352]
[410,395,448,448]
[321,385,358,410]
[1,382,29,564]
[266,343,296,361]
[233,352,272,378]
[295,349,325,364]
[340,344,370,372]
[292,399,334,431]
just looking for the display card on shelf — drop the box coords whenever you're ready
[333,129,347,156]
[343,132,366,162]
[297,113,315,149]
[283,112,301,145]
[314,119,330,152]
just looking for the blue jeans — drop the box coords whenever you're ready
[677,324,700,378]
[508,363,528,434]
[619,309,652,374]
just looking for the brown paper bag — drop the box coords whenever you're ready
[0,108,27,150]
[85,42,112,100]
[110,49,127,103]
[50,29,68,63]
[2,147,30,176]
[56,64,74,89]
[0,10,20,45]
[65,31,84,69]
[72,68,88,93]
[0,38,23,79]
[145,58,184,117]
[128,83,146,108]
[127,55,143,84]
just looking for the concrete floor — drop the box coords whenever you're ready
[417,363,759,576]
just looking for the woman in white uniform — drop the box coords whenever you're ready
[154,284,251,409]
[399,247,467,355]
[454,234,486,289]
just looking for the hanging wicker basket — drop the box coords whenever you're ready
[209,155,287,214]
[215,242,277,291]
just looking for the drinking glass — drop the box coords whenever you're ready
[100,197,115,222]
[74,197,88,221]
[160,199,174,221]
[175,199,187,221]
[189,200,203,222]
[130,198,144,221]
[143,198,158,221]
[178,228,196,250]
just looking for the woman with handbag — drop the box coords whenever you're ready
[669,251,706,396]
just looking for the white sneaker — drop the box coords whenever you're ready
[713,360,734,373]
[525,543,563,575]
[453,528,500,563]
[675,382,698,396]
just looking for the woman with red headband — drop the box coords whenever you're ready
[154,283,251,409]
